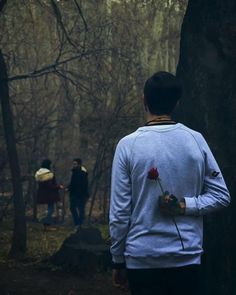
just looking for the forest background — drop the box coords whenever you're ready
[0,0,236,295]
[0,0,186,222]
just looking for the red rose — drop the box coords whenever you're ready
[147,167,159,180]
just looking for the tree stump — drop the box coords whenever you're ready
[50,227,111,274]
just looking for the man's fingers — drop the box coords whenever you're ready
[112,269,129,291]
[112,270,122,288]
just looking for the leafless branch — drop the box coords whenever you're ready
[7,49,112,82]
[50,0,78,50]
[73,0,88,32]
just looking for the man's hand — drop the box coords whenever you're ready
[159,192,185,216]
[112,269,129,291]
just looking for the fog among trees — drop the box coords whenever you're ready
[0,0,187,222]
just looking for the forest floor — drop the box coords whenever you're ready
[0,263,125,295]
[0,216,126,295]
[0,262,125,295]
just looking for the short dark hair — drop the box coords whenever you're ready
[41,159,51,169]
[73,158,82,165]
[144,71,182,115]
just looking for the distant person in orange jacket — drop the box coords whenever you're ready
[35,159,63,226]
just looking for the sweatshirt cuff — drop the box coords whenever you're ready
[112,255,125,264]
[184,197,199,216]
[112,255,126,269]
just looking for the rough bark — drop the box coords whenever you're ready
[0,50,27,257]
[176,1,236,294]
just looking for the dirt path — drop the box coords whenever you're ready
[0,263,127,295]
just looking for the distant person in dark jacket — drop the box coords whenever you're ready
[35,159,63,226]
[68,158,89,227]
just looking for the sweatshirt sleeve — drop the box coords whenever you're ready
[109,139,132,264]
[184,134,230,216]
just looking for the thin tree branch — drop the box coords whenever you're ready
[7,49,111,82]
[50,0,78,49]
[74,0,88,32]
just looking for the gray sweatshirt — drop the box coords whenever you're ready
[109,123,230,269]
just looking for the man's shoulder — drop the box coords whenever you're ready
[114,130,140,156]
[118,129,140,145]
[178,124,209,152]
[178,124,204,140]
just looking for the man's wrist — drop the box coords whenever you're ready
[111,261,126,269]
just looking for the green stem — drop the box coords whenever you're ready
[157,179,185,251]
[172,217,185,251]
[157,179,165,195]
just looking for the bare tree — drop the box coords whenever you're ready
[0,49,27,257]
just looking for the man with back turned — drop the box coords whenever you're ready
[109,71,230,295]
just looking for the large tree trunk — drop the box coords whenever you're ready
[176,1,236,294]
[0,50,27,258]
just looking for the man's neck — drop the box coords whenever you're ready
[146,113,172,123]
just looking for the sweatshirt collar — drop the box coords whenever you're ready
[138,123,182,132]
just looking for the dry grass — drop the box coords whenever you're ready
[0,215,109,263]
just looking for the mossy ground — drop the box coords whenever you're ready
[0,217,123,295]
